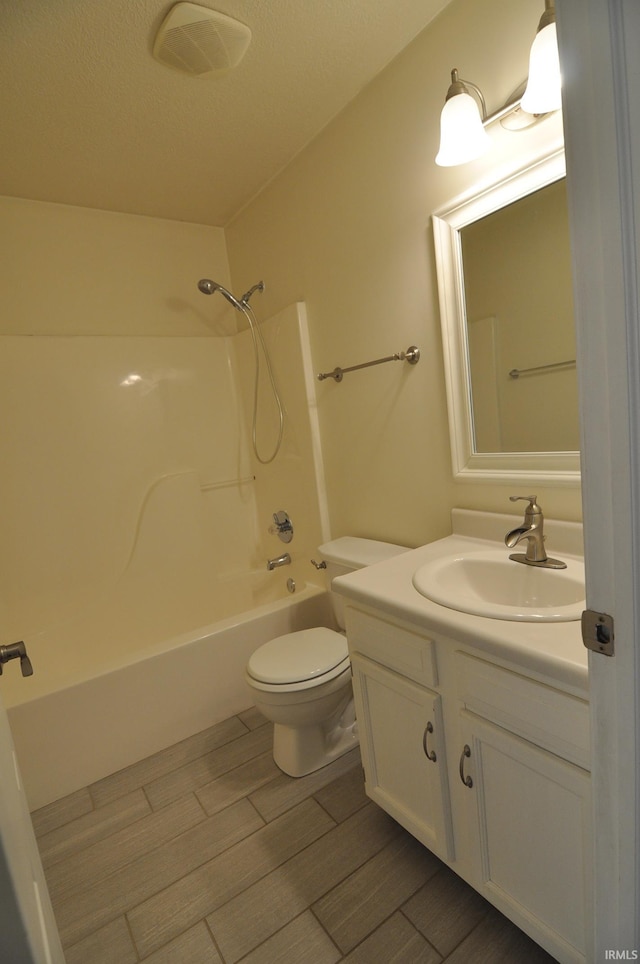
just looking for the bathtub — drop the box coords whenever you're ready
[4,582,334,811]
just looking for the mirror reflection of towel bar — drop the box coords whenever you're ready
[509,359,576,379]
[318,345,420,382]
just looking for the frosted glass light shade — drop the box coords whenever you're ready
[435,93,491,167]
[521,22,562,114]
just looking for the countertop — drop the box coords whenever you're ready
[332,510,589,697]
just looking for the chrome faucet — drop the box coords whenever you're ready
[266,552,292,571]
[505,495,567,569]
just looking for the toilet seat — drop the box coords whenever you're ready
[246,627,349,691]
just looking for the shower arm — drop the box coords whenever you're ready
[240,282,265,305]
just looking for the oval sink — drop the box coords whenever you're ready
[412,550,585,622]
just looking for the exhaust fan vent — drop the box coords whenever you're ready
[153,3,251,76]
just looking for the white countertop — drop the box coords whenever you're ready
[332,510,589,697]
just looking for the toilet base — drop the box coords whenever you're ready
[272,700,359,777]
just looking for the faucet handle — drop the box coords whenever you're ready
[268,510,293,544]
[509,495,542,520]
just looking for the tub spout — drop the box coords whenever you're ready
[267,552,291,571]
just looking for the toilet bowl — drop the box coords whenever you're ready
[245,537,409,777]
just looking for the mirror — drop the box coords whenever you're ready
[432,142,580,485]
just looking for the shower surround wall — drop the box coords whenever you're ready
[0,197,328,807]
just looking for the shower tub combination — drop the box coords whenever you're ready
[7,580,332,811]
[0,299,330,810]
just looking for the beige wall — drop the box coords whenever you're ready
[226,0,583,546]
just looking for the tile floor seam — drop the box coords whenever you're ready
[233,908,344,964]
[140,783,155,814]
[52,790,211,889]
[308,903,361,962]
[426,906,488,961]
[204,916,227,964]
[44,793,210,908]
[193,756,282,814]
[247,788,351,826]
[40,797,161,871]
[52,799,265,948]
[396,908,444,961]
[143,731,275,812]
[314,868,429,959]
[87,717,254,805]
[32,789,97,840]
[310,791,350,826]
[186,805,339,927]
[117,796,268,893]
[121,802,338,947]
[190,786,211,819]
[203,809,400,961]
[243,795,269,828]
[309,824,440,953]
[122,912,143,964]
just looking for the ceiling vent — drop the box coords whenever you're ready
[152,3,252,76]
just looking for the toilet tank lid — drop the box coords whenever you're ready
[318,536,410,568]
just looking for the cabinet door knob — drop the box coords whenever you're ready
[422,721,437,762]
[459,744,473,788]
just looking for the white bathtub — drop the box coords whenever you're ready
[5,584,333,810]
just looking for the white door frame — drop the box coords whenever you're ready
[559,0,640,952]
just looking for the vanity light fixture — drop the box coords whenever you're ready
[435,69,491,167]
[521,0,562,114]
[435,0,561,167]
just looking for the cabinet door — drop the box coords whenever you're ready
[458,711,591,964]
[351,653,454,861]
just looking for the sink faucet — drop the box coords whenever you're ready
[505,495,567,570]
[266,552,292,571]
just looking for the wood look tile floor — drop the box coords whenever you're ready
[32,708,558,963]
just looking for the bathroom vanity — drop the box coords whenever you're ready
[333,509,590,964]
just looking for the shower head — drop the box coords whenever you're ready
[197,279,244,311]
[197,278,217,295]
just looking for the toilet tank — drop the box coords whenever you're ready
[318,537,410,629]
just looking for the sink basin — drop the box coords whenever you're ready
[412,550,585,622]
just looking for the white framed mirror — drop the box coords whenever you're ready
[432,129,580,486]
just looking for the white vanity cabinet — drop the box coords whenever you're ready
[347,607,454,861]
[345,603,591,964]
[351,654,454,860]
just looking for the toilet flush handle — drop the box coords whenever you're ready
[310,559,327,570]
[0,640,33,677]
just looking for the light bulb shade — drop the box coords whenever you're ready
[521,22,562,114]
[435,92,491,167]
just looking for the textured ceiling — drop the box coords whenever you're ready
[0,0,451,227]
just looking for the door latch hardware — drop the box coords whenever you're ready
[0,640,33,676]
[581,609,615,656]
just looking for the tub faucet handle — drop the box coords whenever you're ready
[0,640,33,677]
[268,510,293,544]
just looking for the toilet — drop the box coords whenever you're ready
[245,537,409,777]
